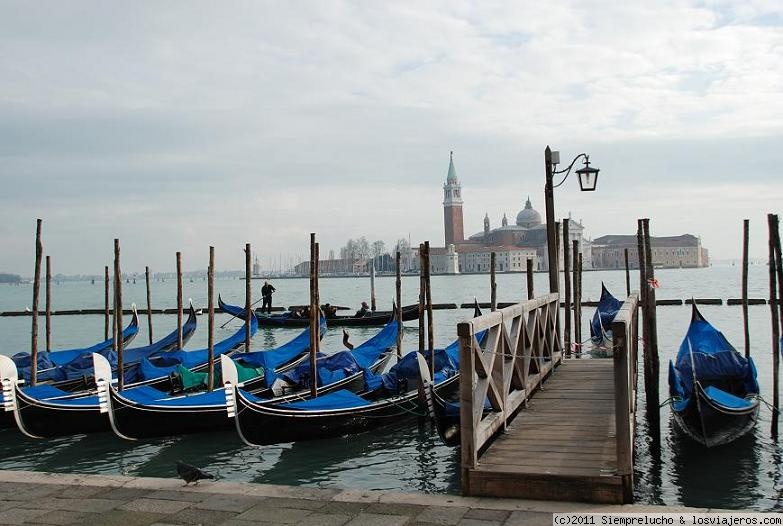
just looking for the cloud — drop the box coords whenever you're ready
[0,0,782,273]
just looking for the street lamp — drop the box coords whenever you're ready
[544,146,600,293]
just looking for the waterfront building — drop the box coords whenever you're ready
[591,234,709,269]
[421,153,592,274]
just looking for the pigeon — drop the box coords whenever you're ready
[176,461,214,486]
[342,329,354,350]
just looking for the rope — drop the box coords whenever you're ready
[756,394,782,415]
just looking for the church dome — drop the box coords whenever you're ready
[516,197,542,228]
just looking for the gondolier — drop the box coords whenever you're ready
[261,281,276,314]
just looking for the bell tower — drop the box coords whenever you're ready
[443,151,464,246]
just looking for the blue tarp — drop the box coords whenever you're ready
[282,319,398,389]
[590,283,622,343]
[282,389,371,410]
[702,385,756,410]
[669,307,759,408]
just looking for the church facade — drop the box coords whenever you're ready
[416,153,593,274]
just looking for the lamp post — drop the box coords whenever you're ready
[544,146,599,294]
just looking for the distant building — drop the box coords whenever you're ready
[419,152,592,274]
[591,234,709,269]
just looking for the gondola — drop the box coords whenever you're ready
[0,301,256,438]
[668,304,760,447]
[257,303,419,328]
[589,283,622,356]
[96,317,396,440]
[224,305,483,446]
[10,309,140,383]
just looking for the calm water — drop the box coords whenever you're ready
[0,266,781,509]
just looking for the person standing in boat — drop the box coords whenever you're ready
[354,301,370,318]
[261,281,276,314]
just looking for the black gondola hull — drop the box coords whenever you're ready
[259,304,419,328]
[15,391,107,438]
[671,387,759,448]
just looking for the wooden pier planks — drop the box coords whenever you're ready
[464,359,626,504]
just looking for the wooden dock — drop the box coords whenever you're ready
[458,293,638,504]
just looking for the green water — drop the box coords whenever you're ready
[0,267,781,509]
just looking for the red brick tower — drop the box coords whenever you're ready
[443,151,464,247]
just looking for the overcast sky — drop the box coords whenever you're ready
[1,1,782,275]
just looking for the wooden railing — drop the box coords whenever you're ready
[458,293,562,478]
[610,292,639,502]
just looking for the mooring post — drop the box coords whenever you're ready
[418,243,425,354]
[526,258,534,300]
[490,251,497,312]
[742,219,750,359]
[624,248,631,297]
[309,234,318,398]
[45,255,51,352]
[207,246,215,391]
[145,265,153,345]
[424,241,435,369]
[370,258,377,312]
[114,238,124,392]
[245,243,252,352]
[176,252,183,351]
[769,214,781,437]
[30,219,43,386]
[637,220,651,421]
[573,240,581,353]
[554,221,562,351]
[563,220,571,356]
[396,251,403,358]
[104,266,110,341]
[642,218,661,441]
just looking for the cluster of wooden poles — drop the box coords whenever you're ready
[25,219,256,392]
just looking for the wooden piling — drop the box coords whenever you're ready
[114,238,124,391]
[309,234,317,397]
[624,248,631,297]
[30,219,43,386]
[45,255,51,352]
[396,251,403,358]
[642,218,660,440]
[370,259,377,312]
[573,240,581,352]
[424,241,434,360]
[526,258,534,300]
[418,243,425,354]
[742,219,750,359]
[578,251,584,349]
[490,252,497,312]
[563,220,571,357]
[554,221,562,344]
[145,266,153,345]
[245,243,252,352]
[104,266,110,341]
[176,252,183,351]
[769,214,781,437]
[207,246,215,391]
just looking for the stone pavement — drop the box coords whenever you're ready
[0,470,710,526]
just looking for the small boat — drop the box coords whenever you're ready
[0,300,256,438]
[589,283,622,355]
[96,317,396,440]
[668,304,760,447]
[10,309,140,383]
[257,303,420,328]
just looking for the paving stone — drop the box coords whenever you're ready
[416,505,469,525]
[344,512,411,526]
[195,494,263,513]
[20,497,119,513]
[235,504,313,524]
[97,487,154,501]
[0,500,24,512]
[54,485,109,499]
[456,519,503,526]
[78,510,167,526]
[504,510,552,526]
[463,509,510,522]
[25,509,88,525]
[148,490,206,503]
[216,520,277,526]
[262,496,327,510]
[0,507,50,525]
[319,500,371,515]
[294,512,352,526]
[365,502,427,516]
[119,498,192,514]
[164,508,237,525]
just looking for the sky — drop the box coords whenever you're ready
[1,0,782,275]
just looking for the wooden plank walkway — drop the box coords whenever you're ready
[464,359,624,503]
